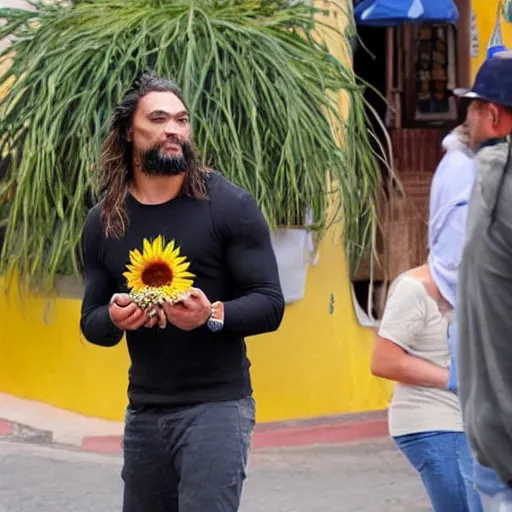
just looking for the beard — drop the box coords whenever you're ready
[139,139,195,177]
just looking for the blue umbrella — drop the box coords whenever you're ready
[354,0,459,26]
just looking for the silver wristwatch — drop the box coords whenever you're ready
[206,304,224,332]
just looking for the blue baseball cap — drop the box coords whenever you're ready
[454,50,512,108]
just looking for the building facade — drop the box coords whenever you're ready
[0,0,509,423]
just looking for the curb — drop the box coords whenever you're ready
[1,410,389,455]
[81,411,388,455]
[0,418,53,444]
[251,417,388,450]
[0,419,13,436]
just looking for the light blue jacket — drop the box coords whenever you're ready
[428,131,475,308]
[427,131,475,391]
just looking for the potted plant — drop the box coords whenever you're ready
[0,0,385,301]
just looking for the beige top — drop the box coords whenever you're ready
[378,274,463,437]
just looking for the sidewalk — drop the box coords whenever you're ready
[0,392,388,454]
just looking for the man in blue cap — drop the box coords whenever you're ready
[455,50,512,511]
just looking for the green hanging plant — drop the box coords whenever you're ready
[0,0,388,294]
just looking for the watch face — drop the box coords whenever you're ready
[208,318,223,332]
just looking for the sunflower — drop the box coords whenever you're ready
[123,235,194,312]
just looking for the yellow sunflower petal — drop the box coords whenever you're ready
[152,236,163,255]
[127,279,143,291]
[172,275,193,282]
[174,269,194,278]
[143,238,153,258]
[163,244,176,260]
[172,256,187,265]
[129,249,144,265]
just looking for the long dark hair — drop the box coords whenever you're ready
[98,71,208,238]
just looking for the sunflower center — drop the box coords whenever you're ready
[141,262,174,287]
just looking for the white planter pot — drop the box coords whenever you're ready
[270,226,318,304]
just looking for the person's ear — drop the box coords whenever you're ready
[489,103,500,128]
[126,128,133,142]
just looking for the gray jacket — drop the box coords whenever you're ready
[458,139,512,485]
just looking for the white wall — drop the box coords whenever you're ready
[0,0,35,52]
[1,1,33,7]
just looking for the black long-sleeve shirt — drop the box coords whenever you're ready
[80,172,284,406]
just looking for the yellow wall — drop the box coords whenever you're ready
[0,225,392,422]
[471,0,512,73]
[0,291,130,420]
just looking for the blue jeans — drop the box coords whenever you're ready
[121,397,256,512]
[474,461,512,511]
[480,490,512,512]
[394,431,483,512]
[480,490,512,511]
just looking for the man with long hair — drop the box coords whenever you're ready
[79,71,285,512]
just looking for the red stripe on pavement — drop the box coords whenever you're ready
[0,419,14,436]
[80,417,388,454]
[81,435,123,454]
[251,419,388,449]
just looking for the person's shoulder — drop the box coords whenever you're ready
[477,141,510,176]
[207,171,268,236]
[207,171,253,205]
[82,202,103,237]
[380,274,428,332]
[388,274,428,303]
[443,147,474,167]
[209,169,251,200]
[435,147,475,182]
[473,142,511,209]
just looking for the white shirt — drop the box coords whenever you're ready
[378,274,463,437]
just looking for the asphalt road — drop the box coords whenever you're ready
[0,438,430,512]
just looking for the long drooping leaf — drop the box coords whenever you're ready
[0,0,389,293]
